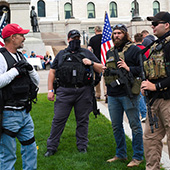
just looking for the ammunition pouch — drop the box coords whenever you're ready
[131,77,142,95]
[162,89,170,100]
[26,100,32,113]
[158,88,170,100]
[144,58,167,79]
[104,68,119,85]
[53,78,60,94]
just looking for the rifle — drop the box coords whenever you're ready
[0,89,4,138]
[92,71,101,118]
[139,52,158,133]
[111,48,134,99]
[92,87,100,118]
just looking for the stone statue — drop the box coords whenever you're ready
[134,0,139,17]
[131,0,142,21]
[30,6,39,32]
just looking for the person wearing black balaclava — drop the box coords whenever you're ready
[44,29,106,157]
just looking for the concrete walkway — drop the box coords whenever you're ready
[37,70,170,170]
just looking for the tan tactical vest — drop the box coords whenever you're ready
[144,36,170,79]
[104,43,134,84]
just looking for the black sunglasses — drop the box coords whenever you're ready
[151,21,167,27]
[113,24,127,32]
[113,24,124,28]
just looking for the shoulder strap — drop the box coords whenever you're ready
[122,42,135,54]
[140,31,170,55]
[0,48,26,70]
[0,48,16,70]
[165,35,170,44]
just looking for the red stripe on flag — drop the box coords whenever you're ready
[101,51,106,64]
[0,41,4,47]
[107,41,111,49]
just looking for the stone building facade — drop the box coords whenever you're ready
[30,0,170,39]
[0,0,170,51]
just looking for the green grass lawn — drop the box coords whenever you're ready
[14,93,164,170]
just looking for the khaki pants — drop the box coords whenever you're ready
[95,82,101,98]
[95,75,107,98]
[143,98,170,170]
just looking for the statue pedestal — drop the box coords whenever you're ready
[8,0,31,30]
[65,18,81,44]
[131,16,143,22]
[8,0,46,56]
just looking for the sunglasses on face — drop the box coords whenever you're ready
[151,21,167,27]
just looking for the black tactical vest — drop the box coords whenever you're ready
[0,48,32,106]
[56,49,93,87]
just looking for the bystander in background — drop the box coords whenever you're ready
[141,30,155,47]
[88,26,107,102]
[42,51,52,69]
[30,51,36,58]
[134,33,148,123]
[22,49,28,58]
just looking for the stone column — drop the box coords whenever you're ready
[65,18,81,44]
[8,0,31,30]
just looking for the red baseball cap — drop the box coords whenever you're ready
[2,23,30,39]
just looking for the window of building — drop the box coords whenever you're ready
[87,2,95,18]
[153,1,160,16]
[89,27,95,34]
[131,1,139,18]
[109,2,117,18]
[37,0,46,17]
[64,3,72,19]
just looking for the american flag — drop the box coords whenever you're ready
[101,12,114,65]
[0,12,7,47]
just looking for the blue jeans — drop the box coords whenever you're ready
[0,109,37,170]
[139,92,147,119]
[108,95,143,160]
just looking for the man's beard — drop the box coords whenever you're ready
[113,38,123,47]
[113,36,127,47]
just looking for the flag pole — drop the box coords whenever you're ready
[0,8,8,47]
[104,11,107,21]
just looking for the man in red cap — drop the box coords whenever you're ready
[0,23,39,170]
[141,11,170,170]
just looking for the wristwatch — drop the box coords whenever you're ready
[91,61,94,66]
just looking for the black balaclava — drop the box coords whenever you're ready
[68,39,81,51]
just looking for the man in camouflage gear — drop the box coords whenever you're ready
[141,11,170,170]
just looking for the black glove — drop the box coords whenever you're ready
[14,60,28,75]
[25,63,33,71]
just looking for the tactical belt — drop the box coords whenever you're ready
[4,107,25,111]
[60,84,85,88]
